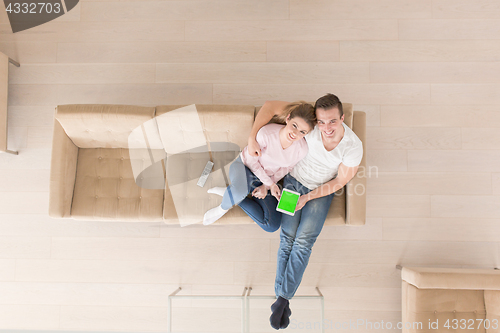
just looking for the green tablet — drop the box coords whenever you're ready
[276,189,300,216]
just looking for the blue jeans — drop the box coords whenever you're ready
[275,174,335,300]
[221,156,281,233]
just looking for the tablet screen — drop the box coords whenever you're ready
[277,189,300,215]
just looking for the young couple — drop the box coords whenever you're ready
[204,93,363,330]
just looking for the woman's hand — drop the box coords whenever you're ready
[270,183,281,200]
[247,137,261,157]
[295,195,309,211]
[252,184,268,199]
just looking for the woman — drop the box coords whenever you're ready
[203,102,316,230]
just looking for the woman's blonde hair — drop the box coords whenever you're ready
[272,101,316,131]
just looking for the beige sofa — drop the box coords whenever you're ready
[402,266,500,333]
[49,104,366,225]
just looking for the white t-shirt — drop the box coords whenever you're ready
[290,122,363,190]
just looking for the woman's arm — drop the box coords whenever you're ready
[247,101,290,157]
[242,127,275,188]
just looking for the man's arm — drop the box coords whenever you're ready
[295,163,359,211]
[247,100,289,157]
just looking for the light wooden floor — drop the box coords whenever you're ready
[1,0,500,331]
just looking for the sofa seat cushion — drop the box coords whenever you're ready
[71,148,164,221]
[163,150,251,226]
[325,188,346,225]
[403,282,486,333]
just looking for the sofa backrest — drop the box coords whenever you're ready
[156,104,255,150]
[55,104,156,149]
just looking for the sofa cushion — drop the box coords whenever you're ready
[56,104,156,149]
[325,188,346,225]
[403,282,486,333]
[71,148,164,221]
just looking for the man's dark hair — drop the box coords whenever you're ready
[314,93,343,118]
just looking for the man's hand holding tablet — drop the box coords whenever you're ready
[276,189,301,216]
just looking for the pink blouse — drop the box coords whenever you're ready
[240,123,308,187]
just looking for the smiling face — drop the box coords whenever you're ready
[316,107,344,139]
[283,115,312,143]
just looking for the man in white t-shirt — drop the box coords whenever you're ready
[246,94,363,330]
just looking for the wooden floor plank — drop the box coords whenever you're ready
[156,62,370,84]
[431,195,500,218]
[213,84,430,105]
[371,62,500,83]
[0,304,60,330]
[408,150,500,172]
[384,218,500,242]
[266,41,340,62]
[0,170,50,192]
[290,0,432,19]
[15,259,234,284]
[50,237,270,261]
[80,0,289,22]
[0,214,161,237]
[56,41,267,63]
[10,64,156,84]
[367,127,461,150]
[0,259,15,281]
[368,172,492,195]
[306,239,498,266]
[366,150,408,172]
[462,128,500,150]
[494,173,500,195]
[433,0,500,19]
[381,105,500,127]
[0,21,184,43]
[185,20,398,41]
[432,84,500,105]
[399,19,500,40]
[367,195,431,218]
[0,236,51,259]
[341,41,500,61]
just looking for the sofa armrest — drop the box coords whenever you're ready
[49,118,79,218]
[345,111,366,226]
[485,290,500,332]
